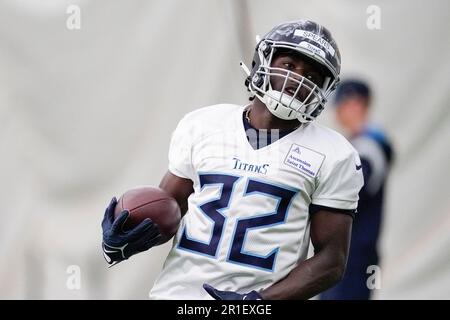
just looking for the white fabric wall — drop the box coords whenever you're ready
[0,0,448,299]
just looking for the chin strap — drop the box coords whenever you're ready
[240,61,251,77]
[263,90,300,120]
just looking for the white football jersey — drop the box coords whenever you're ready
[149,104,363,299]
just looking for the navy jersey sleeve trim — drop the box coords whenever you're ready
[309,204,356,219]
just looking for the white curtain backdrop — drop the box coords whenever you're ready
[0,0,449,299]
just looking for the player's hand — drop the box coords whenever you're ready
[101,197,162,267]
[203,283,263,300]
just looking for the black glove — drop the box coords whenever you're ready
[203,283,263,300]
[101,197,162,267]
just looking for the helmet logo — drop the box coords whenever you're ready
[294,29,335,56]
[299,42,326,59]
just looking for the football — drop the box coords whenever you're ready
[114,186,181,243]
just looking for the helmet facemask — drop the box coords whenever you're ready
[248,40,339,123]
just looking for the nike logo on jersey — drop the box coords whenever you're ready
[356,164,362,170]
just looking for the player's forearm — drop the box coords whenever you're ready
[158,171,193,217]
[260,250,346,300]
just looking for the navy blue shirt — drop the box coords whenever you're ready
[321,125,394,300]
[350,126,393,264]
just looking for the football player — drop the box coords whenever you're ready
[320,79,394,300]
[102,19,364,300]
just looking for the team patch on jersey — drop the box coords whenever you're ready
[283,144,325,178]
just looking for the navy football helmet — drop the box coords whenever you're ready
[242,20,341,123]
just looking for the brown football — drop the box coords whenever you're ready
[114,186,181,244]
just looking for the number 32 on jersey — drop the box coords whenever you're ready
[178,173,298,271]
